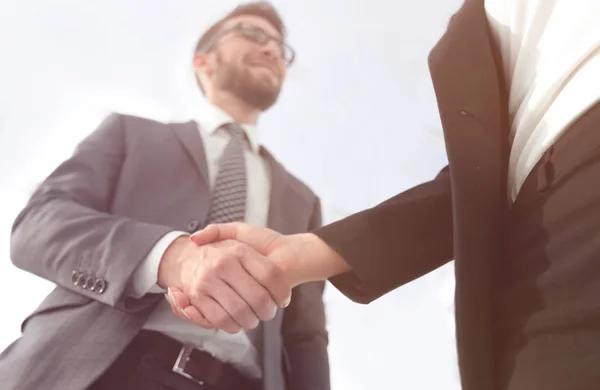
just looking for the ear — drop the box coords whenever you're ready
[193,51,214,77]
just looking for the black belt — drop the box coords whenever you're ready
[133,330,261,390]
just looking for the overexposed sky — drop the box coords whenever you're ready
[0,1,463,389]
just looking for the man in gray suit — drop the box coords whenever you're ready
[0,2,329,390]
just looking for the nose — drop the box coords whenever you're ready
[260,39,281,60]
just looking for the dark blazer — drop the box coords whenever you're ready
[315,1,508,389]
[0,113,330,390]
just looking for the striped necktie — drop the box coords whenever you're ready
[206,123,248,224]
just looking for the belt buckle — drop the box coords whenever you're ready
[172,344,205,386]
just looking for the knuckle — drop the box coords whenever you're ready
[213,312,234,329]
[189,281,208,297]
[213,256,230,274]
[254,289,271,305]
[232,244,248,259]
[230,300,245,316]
[192,264,211,281]
[234,307,255,327]
[261,263,280,284]
[199,267,216,282]
[227,297,245,314]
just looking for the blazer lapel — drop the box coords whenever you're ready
[170,121,209,185]
[429,0,507,135]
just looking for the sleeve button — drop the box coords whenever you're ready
[94,279,107,294]
[83,276,95,290]
[72,270,84,287]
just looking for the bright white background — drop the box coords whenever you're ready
[0,1,464,389]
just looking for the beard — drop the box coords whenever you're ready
[213,51,282,111]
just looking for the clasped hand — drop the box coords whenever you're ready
[159,223,305,334]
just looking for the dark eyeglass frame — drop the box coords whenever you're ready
[202,23,295,66]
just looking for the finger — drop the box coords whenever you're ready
[166,288,215,329]
[221,261,279,321]
[168,296,202,324]
[188,290,242,334]
[206,240,291,309]
[205,279,261,329]
[190,223,239,246]
[238,249,292,309]
[166,289,193,322]
[168,286,190,308]
[181,305,215,329]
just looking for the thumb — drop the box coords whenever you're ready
[190,223,240,246]
[190,223,278,255]
[167,286,190,309]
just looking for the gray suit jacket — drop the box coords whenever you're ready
[0,114,330,390]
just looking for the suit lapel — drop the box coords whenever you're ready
[170,121,209,185]
[429,0,507,132]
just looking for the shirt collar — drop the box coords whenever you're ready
[193,100,260,152]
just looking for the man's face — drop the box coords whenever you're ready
[199,15,291,111]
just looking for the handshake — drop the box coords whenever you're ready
[158,223,349,334]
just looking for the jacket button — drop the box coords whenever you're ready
[94,278,107,294]
[71,270,84,287]
[83,276,95,290]
[187,219,199,232]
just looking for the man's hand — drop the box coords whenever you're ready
[190,223,350,285]
[158,236,291,334]
[191,223,317,287]
[162,223,350,333]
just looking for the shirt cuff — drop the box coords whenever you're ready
[128,230,189,298]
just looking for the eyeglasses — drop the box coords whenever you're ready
[204,23,296,66]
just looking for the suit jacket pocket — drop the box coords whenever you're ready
[21,286,92,332]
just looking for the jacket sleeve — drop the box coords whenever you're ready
[281,197,330,390]
[314,167,453,304]
[10,113,174,312]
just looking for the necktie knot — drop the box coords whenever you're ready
[222,123,247,143]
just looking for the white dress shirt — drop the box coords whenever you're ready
[128,101,272,379]
[485,0,600,202]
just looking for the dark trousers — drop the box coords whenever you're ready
[87,331,259,390]
[493,104,600,390]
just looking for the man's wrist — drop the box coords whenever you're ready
[157,235,190,289]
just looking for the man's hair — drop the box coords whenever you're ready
[193,1,286,94]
